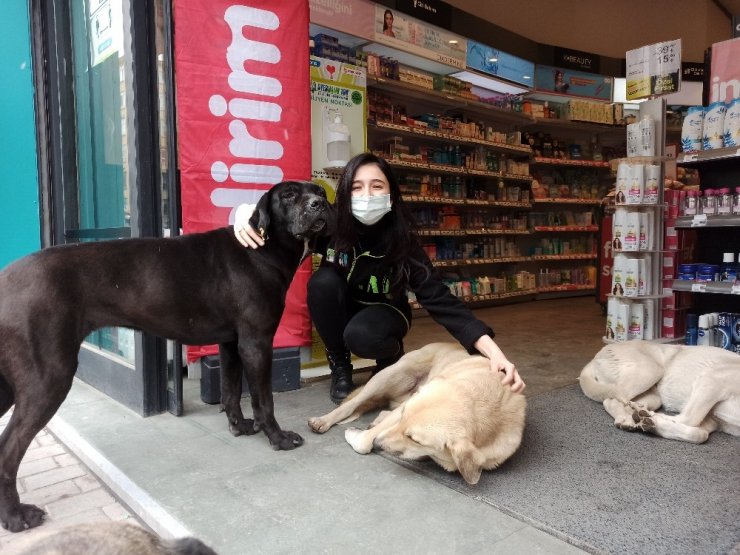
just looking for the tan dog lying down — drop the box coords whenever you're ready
[580,341,740,444]
[308,343,526,485]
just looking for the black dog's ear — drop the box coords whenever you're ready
[249,189,272,241]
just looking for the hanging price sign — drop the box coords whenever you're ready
[626,39,682,100]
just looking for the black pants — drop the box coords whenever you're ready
[307,266,407,363]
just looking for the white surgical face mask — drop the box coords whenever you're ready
[351,194,392,225]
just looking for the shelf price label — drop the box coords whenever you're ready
[691,214,707,227]
[691,283,707,293]
[732,284,740,295]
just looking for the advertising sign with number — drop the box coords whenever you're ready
[626,39,682,100]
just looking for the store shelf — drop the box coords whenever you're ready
[537,284,595,293]
[614,202,664,208]
[387,159,532,182]
[431,256,532,268]
[402,195,531,209]
[677,147,740,164]
[417,229,531,237]
[671,280,740,295]
[674,214,740,228]
[410,288,537,310]
[368,121,532,157]
[532,225,599,232]
[532,198,602,205]
[532,157,611,168]
[531,254,598,261]
[522,116,625,136]
[367,75,534,126]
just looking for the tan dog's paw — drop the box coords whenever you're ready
[345,427,373,454]
[307,416,330,434]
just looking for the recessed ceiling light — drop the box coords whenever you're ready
[489,57,498,62]
[449,40,458,45]
[523,75,531,80]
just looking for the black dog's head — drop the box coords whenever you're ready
[249,181,335,248]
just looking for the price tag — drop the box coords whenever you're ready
[691,283,707,293]
[691,214,707,227]
[731,284,740,295]
[683,153,698,162]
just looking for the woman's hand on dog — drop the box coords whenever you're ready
[233,203,265,249]
[474,335,525,393]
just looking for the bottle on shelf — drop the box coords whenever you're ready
[720,253,737,282]
[685,313,698,345]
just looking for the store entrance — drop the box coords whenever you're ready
[34,0,169,415]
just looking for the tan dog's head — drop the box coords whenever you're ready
[372,380,494,485]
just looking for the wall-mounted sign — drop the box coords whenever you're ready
[626,39,682,100]
[466,40,534,87]
[710,37,740,104]
[681,62,704,82]
[552,46,600,73]
[310,56,367,183]
[395,0,452,28]
[534,65,612,101]
[308,0,374,41]
[373,5,466,69]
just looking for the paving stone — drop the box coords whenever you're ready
[21,444,66,463]
[46,488,116,520]
[22,480,81,509]
[23,465,86,492]
[54,453,78,467]
[74,474,103,493]
[16,457,58,480]
[102,502,135,521]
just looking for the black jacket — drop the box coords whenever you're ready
[319,234,494,353]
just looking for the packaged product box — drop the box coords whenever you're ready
[661,308,686,339]
[663,251,679,279]
[664,218,678,250]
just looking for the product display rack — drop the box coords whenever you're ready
[521,116,617,299]
[366,72,617,307]
[605,98,670,344]
[674,147,740,316]
[367,73,540,308]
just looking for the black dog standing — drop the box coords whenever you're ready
[0,181,334,532]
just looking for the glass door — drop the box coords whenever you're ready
[35,0,168,415]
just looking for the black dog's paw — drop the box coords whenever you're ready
[229,418,259,437]
[270,430,304,450]
[1,503,46,532]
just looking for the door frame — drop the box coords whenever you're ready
[31,0,170,416]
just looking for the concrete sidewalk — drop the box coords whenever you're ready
[0,298,606,554]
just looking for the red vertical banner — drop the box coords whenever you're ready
[174,1,312,359]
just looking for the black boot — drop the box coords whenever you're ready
[326,350,354,405]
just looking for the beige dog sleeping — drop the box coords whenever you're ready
[580,341,740,443]
[308,343,526,485]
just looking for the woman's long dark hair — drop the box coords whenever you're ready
[331,153,423,291]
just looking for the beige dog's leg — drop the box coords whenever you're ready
[628,377,725,443]
[344,405,404,454]
[308,353,425,434]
